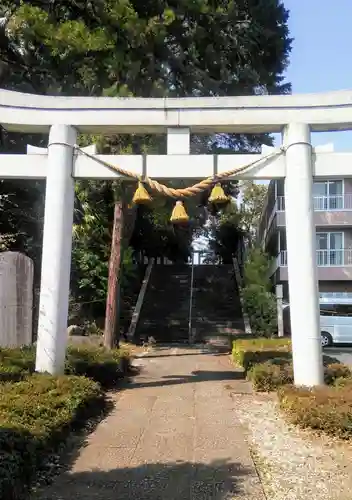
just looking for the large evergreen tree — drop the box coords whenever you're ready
[0,1,292,334]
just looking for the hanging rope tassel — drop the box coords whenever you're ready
[170,201,189,224]
[132,181,152,205]
[208,183,229,205]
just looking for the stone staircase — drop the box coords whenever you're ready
[191,265,245,349]
[135,264,191,344]
[135,263,244,347]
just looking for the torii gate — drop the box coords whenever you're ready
[1,89,352,387]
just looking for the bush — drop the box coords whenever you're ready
[248,358,351,392]
[0,346,130,387]
[0,347,35,382]
[324,363,351,385]
[232,337,291,372]
[242,247,277,336]
[0,374,104,499]
[278,382,352,439]
[242,284,277,336]
[248,358,293,391]
[66,346,130,388]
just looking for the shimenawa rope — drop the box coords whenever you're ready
[72,145,285,199]
[48,141,286,198]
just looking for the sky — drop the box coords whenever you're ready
[274,0,352,150]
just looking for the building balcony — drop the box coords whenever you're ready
[274,249,352,281]
[276,194,352,212]
[263,195,352,238]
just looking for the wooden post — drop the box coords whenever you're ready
[104,199,124,349]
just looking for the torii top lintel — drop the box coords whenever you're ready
[1,88,352,134]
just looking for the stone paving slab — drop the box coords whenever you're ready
[32,346,265,500]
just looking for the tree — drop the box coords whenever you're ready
[0,0,292,344]
[202,202,243,264]
[0,1,291,99]
[242,246,277,336]
[239,180,268,244]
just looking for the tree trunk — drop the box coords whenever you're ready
[104,199,124,349]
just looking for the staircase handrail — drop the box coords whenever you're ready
[188,253,195,342]
[127,258,155,341]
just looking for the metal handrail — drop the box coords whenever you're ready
[188,255,195,343]
[278,249,352,267]
[276,194,352,212]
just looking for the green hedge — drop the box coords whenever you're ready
[235,338,352,439]
[0,347,35,382]
[0,346,130,388]
[278,381,352,439]
[247,358,293,391]
[0,374,104,499]
[232,338,291,372]
[65,346,130,388]
[248,358,351,392]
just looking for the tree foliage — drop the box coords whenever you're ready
[242,247,277,337]
[0,1,291,97]
[240,180,268,243]
[0,0,292,327]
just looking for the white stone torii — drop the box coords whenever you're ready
[2,89,352,387]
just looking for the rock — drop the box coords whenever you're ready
[67,325,84,336]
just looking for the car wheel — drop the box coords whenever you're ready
[321,331,333,347]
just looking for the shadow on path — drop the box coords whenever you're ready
[33,459,255,500]
[124,369,245,390]
[135,352,226,359]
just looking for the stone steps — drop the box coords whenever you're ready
[135,262,245,345]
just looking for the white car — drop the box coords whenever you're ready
[282,301,352,347]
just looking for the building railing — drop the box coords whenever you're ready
[278,249,352,267]
[276,194,352,212]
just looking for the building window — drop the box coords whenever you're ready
[316,232,344,266]
[313,180,343,210]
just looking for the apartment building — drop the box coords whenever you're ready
[258,178,352,300]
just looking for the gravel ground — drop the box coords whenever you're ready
[231,392,352,500]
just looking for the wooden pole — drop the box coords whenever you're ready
[104,199,124,349]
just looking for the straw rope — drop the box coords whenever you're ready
[72,145,285,199]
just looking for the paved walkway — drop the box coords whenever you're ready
[34,347,265,500]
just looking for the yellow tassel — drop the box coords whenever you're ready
[208,183,229,205]
[170,200,189,224]
[132,182,152,205]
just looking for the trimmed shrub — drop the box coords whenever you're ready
[324,363,351,385]
[248,358,351,392]
[232,337,291,372]
[334,375,352,388]
[278,383,352,439]
[0,346,130,387]
[247,358,293,391]
[0,347,35,382]
[66,346,130,388]
[0,374,104,499]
